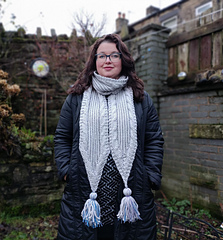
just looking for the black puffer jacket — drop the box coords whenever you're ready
[54,91,164,240]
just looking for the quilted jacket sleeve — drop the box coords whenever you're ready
[54,94,73,180]
[144,92,164,190]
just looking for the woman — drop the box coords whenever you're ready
[54,34,164,240]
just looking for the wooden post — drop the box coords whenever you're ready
[40,93,44,135]
[44,89,47,136]
[34,88,48,136]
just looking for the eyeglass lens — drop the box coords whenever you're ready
[96,53,121,62]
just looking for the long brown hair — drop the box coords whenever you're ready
[68,34,144,101]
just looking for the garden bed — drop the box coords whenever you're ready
[1,199,223,240]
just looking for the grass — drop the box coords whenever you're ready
[0,214,59,240]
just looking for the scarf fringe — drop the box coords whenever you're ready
[81,192,102,228]
[117,188,142,223]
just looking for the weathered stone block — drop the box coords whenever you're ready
[190,165,208,173]
[189,124,223,139]
[189,173,218,190]
[13,166,29,183]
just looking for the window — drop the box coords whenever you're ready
[161,16,177,30]
[195,1,213,16]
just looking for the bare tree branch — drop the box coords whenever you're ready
[72,9,107,39]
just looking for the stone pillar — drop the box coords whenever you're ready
[51,28,57,38]
[37,27,42,39]
[0,23,4,33]
[124,24,170,108]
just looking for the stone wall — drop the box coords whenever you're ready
[0,27,85,135]
[159,89,223,216]
[124,24,170,109]
[0,138,64,214]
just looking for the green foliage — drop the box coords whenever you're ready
[156,197,223,238]
[4,231,28,240]
[159,197,215,219]
[193,208,212,219]
[43,134,54,145]
[160,198,191,215]
[14,126,37,142]
[0,203,60,239]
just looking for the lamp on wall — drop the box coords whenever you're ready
[178,71,187,81]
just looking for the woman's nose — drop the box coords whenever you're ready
[105,56,111,63]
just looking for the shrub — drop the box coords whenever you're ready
[0,70,25,156]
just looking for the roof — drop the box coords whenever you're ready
[128,0,188,28]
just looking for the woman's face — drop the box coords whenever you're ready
[95,42,122,79]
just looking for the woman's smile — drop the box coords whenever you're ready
[103,66,113,71]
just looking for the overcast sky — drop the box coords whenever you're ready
[1,0,179,36]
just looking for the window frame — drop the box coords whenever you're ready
[195,1,213,16]
[161,15,178,30]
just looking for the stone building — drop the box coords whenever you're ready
[116,0,223,217]
[116,0,221,36]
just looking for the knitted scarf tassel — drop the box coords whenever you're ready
[81,192,101,228]
[117,188,141,223]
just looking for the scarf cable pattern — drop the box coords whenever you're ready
[79,72,141,228]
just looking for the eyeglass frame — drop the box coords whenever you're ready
[95,52,122,62]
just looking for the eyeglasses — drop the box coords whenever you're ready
[95,52,121,62]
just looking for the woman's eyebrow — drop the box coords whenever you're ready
[97,51,119,54]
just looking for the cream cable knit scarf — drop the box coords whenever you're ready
[79,72,139,227]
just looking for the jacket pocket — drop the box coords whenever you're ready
[143,167,154,204]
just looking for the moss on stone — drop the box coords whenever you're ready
[189,176,217,189]
[189,124,223,139]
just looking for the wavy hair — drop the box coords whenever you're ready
[68,34,144,101]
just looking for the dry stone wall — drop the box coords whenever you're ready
[0,138,64,214]
[0,27,85,135]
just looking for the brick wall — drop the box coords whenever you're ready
[159,89,223,216]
